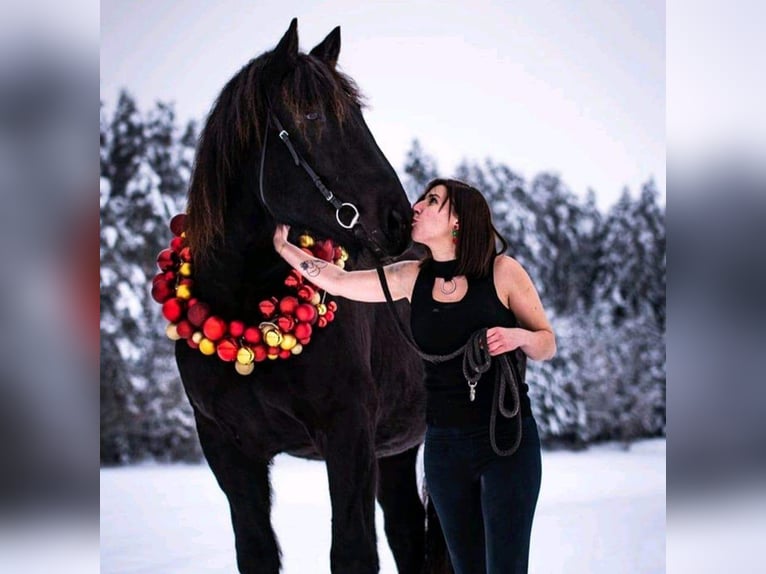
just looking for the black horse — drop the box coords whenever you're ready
[176,19,448,573]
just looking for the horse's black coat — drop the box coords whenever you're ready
[176,19,450,574]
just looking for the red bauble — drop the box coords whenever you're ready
[327,301,338,312]
[278,349,291,359]
[151,280,174,303]
[276,315,295,333]
[157,248,175,271]
[284,270,303,288]
[216,339,238,362]
[317,316,328,328]
[324,310,335,323]
[176,320,194,339]
[298,337,311,346]
[170,236,184,253]
[187,338,199,350]
[162,270,176,282]
[229,320,245,338]
[162,298,184,322]
[187,301,211,327]
[253,344,268,362]
[294,322,313,340]
[179,246,192,262]
[202,316,227,341]
[333,246,343,260]
[169,213,187,236]
[295,303,318,324]
[244,327,262,344]
[297,285,315,302]
[258,299,277,318]
[300,247,313,256]
[278,296,300,315]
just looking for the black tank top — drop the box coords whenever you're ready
[410,256,532,427]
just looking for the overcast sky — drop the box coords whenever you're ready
[101,0,664,211]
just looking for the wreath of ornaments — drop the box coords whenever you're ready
[151,213,347,375]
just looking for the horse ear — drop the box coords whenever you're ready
[268,18,299,76]
[309,26,341,68]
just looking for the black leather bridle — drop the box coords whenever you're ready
[258,108,388,261]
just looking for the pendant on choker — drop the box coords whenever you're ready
[439,277,457,295]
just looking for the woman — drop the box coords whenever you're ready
[273,178,556,574]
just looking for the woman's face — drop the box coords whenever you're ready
[411,184,458,247]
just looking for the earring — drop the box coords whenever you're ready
[452,222,459,244]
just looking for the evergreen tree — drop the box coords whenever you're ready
[402,139,438,201]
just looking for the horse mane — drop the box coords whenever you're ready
[185,51,366,262]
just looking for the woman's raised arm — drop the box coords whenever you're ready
[273,224,418,303]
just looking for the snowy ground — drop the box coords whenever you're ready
[101,439,665,573]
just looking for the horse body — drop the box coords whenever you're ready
[175,19,442,574]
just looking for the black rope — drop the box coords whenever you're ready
[375,265,524,456]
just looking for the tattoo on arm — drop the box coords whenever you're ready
[299,259,328,278]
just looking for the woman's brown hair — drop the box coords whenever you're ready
[417,178,508,278]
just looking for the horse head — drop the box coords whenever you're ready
[186,19,412,274]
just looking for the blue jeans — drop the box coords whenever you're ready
[424,416,542,574]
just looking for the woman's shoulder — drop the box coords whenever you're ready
[493,254,524,277]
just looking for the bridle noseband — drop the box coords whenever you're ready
[258,108,387,260]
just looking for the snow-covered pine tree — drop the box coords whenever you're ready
[402,139,439,201]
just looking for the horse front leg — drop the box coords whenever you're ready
[194,410,280,574]
[323,405,379,574]
[377,445,426,574]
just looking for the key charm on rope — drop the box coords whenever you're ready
[468,381,477,402]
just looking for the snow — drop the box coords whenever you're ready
[101,438,665,573]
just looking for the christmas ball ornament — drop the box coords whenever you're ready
[228,320,245,338]
[294,322,312,340]
[162,298,184,323]
[179,246,192,262]
[278,349,291,360]
[278,296,300,315]
[176,320,194,339]
[336,259,345,270]
[253,345,268,362]
[187,338,199,349]
[334,246,342,260]
[236,347,255,365]
[169,213,187,236]
[258,299,277,318]
[191,331,204,344]
[202,316,227,341]
[297,285,315,302]
[295,304,317,324]
[151,280,174,303]
[276,315,295,333]
[317,316,328,328]
[316,303,327,316]
[290,344,303,355]
[199,338,216,355]
[284,270,302,287]
[235,361,255,375]
[339,247,349,261]
[157,249,175,271]
[216,339,238,362]
[176,284,192,300]
[166,323,181,340]
[310,291,321,305]
[279,333,297,351]
[179,262,192,277]
[324,310,335,323]
[259,322,283,347]
[170,236,184,253]
[327,301,338,312]
[187,302,211,327]
[298,234,314,248]
[244,327,262,345]
[267,347,280,360]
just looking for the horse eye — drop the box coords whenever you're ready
[305,112,320,121]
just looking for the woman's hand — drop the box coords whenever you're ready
[273,223,291,255]
[485,327,528,356]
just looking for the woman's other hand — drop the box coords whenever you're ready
[485,327,527,356]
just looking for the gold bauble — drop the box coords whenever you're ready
[290,344,303,355]
[176,284,192,300]
[298,234,315,248]
[199,338,216,355]
[279,334,297,350]
[179,262,192,277]
[165,323,181,340]
[264,329,283,347]
[191,331,204,344]
[310,291,321,305]
[336,259,345,270]
[235,361,255,375]
[316,303,327,316]
[236,347,255,365]
[340,247,349,261]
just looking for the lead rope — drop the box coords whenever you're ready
[375,266,523,456]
